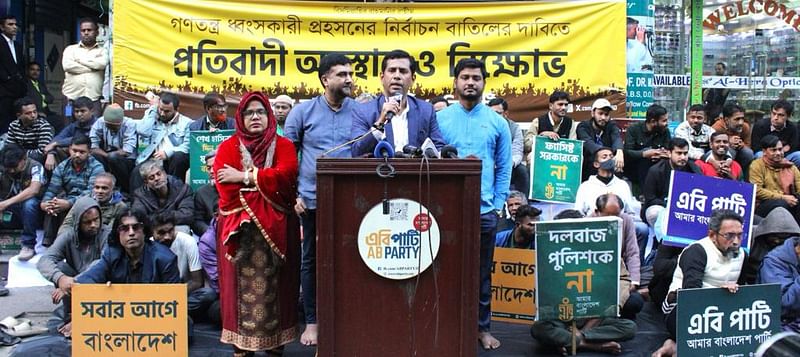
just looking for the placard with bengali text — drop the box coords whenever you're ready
[491,247,537,324]
[189,130,233,191]
[529,137,583,203]
[72,284,188,356]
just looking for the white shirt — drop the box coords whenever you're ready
[371,104,410,152]
[162,232,202,282]
[61,41,108,100]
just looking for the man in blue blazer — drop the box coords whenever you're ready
[351,49,446,157]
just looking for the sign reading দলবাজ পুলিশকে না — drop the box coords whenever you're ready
[357,198,441,280]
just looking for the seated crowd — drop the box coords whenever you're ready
[0,56,798,356]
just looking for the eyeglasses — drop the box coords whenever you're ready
[718,232,743,241]
[242,109,267,118]
[211,104,227,111]
[118,222,144,233]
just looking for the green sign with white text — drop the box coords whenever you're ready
[189,130,233,191]
[535,217,620,321]
[529,137,582,203]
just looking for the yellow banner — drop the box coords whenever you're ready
[113,0,626,119]
[72,284,188,356]
[491,247,537,324]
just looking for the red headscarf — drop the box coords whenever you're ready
[234,92,277,167]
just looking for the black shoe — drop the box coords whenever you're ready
[0,287,8,296]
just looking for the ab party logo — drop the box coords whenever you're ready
[357,198,441,280]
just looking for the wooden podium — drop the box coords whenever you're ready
[316,158,482,356]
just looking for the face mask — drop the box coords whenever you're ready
[599,158,616,171]
[213,113,226,123]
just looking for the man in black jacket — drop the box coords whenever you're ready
[577,99,624,180]
[131,160,194,234]
[624,104,671,186]
[0,15,26,134]
[192,150,218,236]
[751,100,800,166]
[642,137,701,226]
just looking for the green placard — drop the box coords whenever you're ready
[529,137,583,203]
[690,0,704,105]
[535,217,621,321]
[677,284,781,356]
[189,130,234,191]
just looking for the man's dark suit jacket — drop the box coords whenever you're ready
[0,35,26,99]
[351,94,446,157]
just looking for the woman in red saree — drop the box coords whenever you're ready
[214,92,299,356]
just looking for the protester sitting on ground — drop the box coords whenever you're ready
[37,196,109,336]
[749,135,800,224]
[0,144,44,261]
[623,104,671,186]
[674,104,713,162]
[192,150,218,236]
[591,194,643,320]
[524,91,577,166]
[497,190,529,232]
[531,206,636,355]
[42,96,95,171]
[576,99,624,180]
[89,104,137,193]
[74,208,180,338]
[642,137,701,226]
[694,132,743,180]
[151,211,217,323]
[25,61,63,134]
[575,147,636,217]
[711,103,753,175]
[751,99,800,166]
[188,91,234,132]
[5,96,53,164]
[198,216,221,325]
[758,236,800,332]
[652,209,746,357]
[131,159,194,233]
[742,207,800,284]
[495,205,540,249]
[57,172,127,237]
[40,134,104,246]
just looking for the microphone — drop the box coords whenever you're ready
[440,145,459,159]
[373,140,395,159]
[402,145,422,158]
[384,91,404,122]
[421,137,440,159]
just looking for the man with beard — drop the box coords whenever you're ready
[749,135,800,224]
[0,144,44,261]
[437,58,511,350]
[624,104,671,186]
[57,172,127,236]
[524,91,576,166]
[674,104,714,161]
[284,53,355,346]
[642,137,701,226]
[89,104,137,193]
[61,17,107,115]
[131,159,194,233]
[495,204,539,249]
[133,91,193,190]
[653,209,745,357]
[577,98,624,180]
[575,148,637,217]
[272,94,294,135]
[695,132,743,180]
[40,135,104,246]
[37,196,109,336]
[188,92,234,132]
[751,100,800,166]
[5,97,53,163]
[351,49,445,157]
[711,103,753,174]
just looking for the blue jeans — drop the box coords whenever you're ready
[479,212,498,332]
[300,209,317,324]
[0,196,42,249]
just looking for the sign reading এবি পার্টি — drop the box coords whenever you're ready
[357,198,441,280]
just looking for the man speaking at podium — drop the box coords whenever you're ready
[351,50,446,157]
[437,58,512,350]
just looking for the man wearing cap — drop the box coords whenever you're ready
[89,103,137,193]
[576,99,624,180]
[192,150,218,236]
[272,94,294,136]
[351,49,446,157]
[188,92,234,132]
